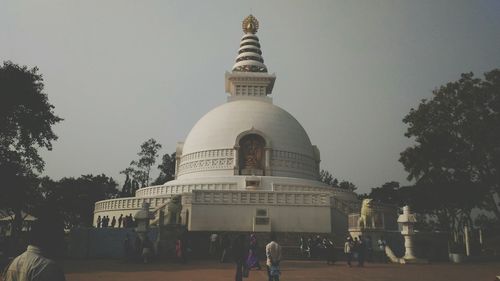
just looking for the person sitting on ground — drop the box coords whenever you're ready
[3,218,66,281]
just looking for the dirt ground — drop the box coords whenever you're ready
[58,259,500,281]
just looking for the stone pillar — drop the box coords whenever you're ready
[397,206,417,261]
[135,202,154,241]
[174,155,181,179]
[233,146,240,175]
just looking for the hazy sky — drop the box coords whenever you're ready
[1,1,499,193]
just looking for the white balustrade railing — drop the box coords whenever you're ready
[95,189,356,213]
[94,195,173,212]
[135,182,350,198]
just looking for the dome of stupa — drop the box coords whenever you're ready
[182,99,314,158]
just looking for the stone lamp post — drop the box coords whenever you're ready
[397,205,418,261]
[134,202,154,241]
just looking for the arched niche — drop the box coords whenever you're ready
[238,133,266,176]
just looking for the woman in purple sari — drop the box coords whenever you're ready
[246,233,262,270]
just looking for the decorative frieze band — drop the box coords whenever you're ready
[191,190,331,206]
[271,149,318,178]
[178,149,235,176]
[95,188,331,213]
[177,148,319,179]
[135,182,238,197]
[273,184,332,193]
[182,149,234,161]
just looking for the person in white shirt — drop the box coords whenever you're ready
[344,236,353,267]
[3,219,65,281]
[209,233,219,256]
[265,233,282,281]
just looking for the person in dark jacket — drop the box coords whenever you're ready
[232,234,248,281]
[220,234,231,263]
[323,237,335,265]
[357,236,366,267]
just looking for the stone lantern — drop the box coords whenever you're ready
[134,202,154,241]
[397,205,417,261]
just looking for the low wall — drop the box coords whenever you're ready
[67,227,157,259]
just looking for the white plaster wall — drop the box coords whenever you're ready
[189,204,331,233]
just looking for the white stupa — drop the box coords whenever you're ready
[94,15,358,234]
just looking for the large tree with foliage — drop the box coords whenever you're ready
[367,181,401,205]
[319,169,356,191]
[40,174,118,228]
[120,138,162,196]
[0,61,62,237]
[152,152,176,185]
[136,138,162,186]
[400,69,500,233]
[338,180,357,191]
[319,170,337,187]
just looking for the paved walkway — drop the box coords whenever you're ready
[60,259,500,281]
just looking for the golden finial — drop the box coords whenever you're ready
[242,14,259,34]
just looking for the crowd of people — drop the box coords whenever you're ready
[96,214,136,228]
[122,231,190,264]
[208,232,282,281]
[299,235,336,264]
[3,222,390,281]
[343,235,378,267]
[206,232,387,280]
[297,234,385,267]
[229,232,282,281]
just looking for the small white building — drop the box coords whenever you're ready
[93,15,359,234]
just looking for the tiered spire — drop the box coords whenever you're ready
[225,15,275,100]
[232,15,268,73]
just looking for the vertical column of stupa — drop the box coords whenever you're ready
[226,15,277,175]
